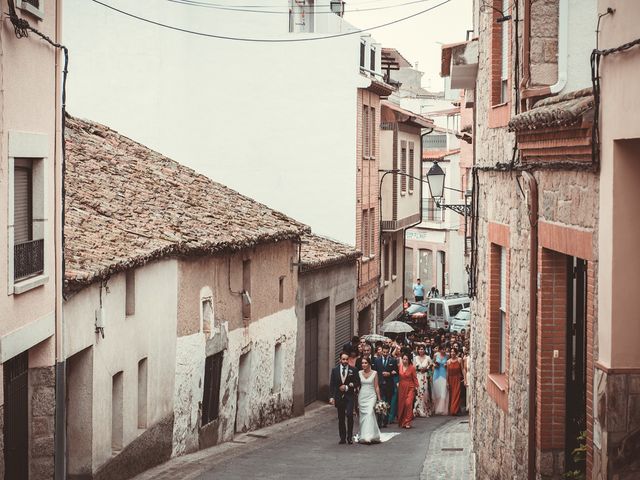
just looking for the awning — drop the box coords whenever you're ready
[440,39,479,90]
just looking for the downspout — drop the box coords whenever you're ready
[522,171,539,480]
[522,0,568,99]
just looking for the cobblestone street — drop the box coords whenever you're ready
[132,405,473,480]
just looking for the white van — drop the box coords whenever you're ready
[428,294,471,330]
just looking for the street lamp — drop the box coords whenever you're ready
[425,161,471,217]
[330,0,345,16]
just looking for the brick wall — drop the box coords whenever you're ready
[357,88,381,311]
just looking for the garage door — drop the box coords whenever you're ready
[335,300,353,364]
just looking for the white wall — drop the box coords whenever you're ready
[63,0,365,245]
[564,0,597,93]
[63,260,179,471]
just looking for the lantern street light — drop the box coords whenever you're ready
[330,0,345,16]
[425,161,471,217]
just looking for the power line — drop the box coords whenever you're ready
[166,0,440,14]
[162,0,412,8]
[90,0,451,42]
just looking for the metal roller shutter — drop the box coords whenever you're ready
[334,301,353,364]
[14,167,32,244]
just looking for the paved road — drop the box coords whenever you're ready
[195,414,450,480]
[132,405,472,480]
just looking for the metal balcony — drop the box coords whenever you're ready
[14,238,44,281]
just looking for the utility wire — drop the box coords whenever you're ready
[167,0,439,14]
[90,0,451,42]
[163,0,414,8]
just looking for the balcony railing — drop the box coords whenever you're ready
[14,239,44,281]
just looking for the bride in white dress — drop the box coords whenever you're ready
[357,357,382,444]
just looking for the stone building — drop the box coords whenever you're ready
[294,233,360,412]
[0,2,63,478]
[63,116,307,479]
[441,0,609,478]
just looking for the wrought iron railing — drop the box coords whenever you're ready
[14,238,44,281]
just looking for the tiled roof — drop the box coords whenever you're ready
[299,233,360,273]
[509,88,594,132]
[64,116,309,292]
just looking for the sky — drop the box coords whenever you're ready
[337,0,472,91]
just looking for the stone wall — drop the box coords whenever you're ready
[30,366,55,480]
[593,370,640,479]
[471,0,599,478]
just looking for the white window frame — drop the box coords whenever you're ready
[499,246,507,373]
[7,131,49,295]
[16,0,44,20]
[500,0,509,104]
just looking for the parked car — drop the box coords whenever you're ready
[427,294,471,330]
[449,307,471,333]
[406,302,429,322]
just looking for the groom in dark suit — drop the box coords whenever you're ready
[329,352,360,444]
[373,344,397,427]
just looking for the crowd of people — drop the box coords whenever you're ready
[329,328,471,445]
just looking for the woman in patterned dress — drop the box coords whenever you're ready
[413,344,433,417]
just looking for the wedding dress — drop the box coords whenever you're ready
[358,370,381,444]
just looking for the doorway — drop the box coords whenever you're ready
[304,303,319,406]
[3,351,29,480]
[565,257,587,472]
[235,352,251,433]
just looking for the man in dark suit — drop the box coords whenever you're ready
[329,352,360,444]
[373,344,397,427]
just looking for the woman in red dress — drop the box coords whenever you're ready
[396,353,419,429]
[447,348,464,416]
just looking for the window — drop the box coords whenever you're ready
[273,343,283,393]
[202,352,224,425]
[391,239,397,277]
[370,47,376,71]
[13,160,44,283]
[360,41,366,68]
[499,246,507,373]
[449,304,464,317]
[370,107,376,158]
[137,358,148,429]
[408,142,415,191]
[436,303,443,316]
[419,249,432,284]
[400,141,407,192]
[125,270,135,316]
[362,210,368,256]
[384,242,390,281]
[112,371,124,453]
[279,276,285,303]
[429,302,435,316]
[202,298,213,336]
[423,197,443,222]
[363,106,370,158]
[500,0,509,104]
[16,0,44,20]
[369,208,375,257]
[242,260,251,320]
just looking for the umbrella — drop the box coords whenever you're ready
[361,333,390,343]
[381,321,414,334]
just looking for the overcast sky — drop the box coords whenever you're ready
[344,0,473,91]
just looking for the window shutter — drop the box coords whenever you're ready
[409,143,415,190]
[500,246,507,312]
[14,166,32,244]
[363,106,369,157]
[369,208,375,257]
[370,107,376,157]
[400,141,407,192]
[501,0,509,81]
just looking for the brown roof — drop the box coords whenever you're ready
[509,88,594,132]
[64,116,309,292]
[380,100,434,128]
[299,233,360,273]
[381,47,413,68]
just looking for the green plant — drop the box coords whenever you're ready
[563,430,587,480]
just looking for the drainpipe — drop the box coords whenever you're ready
[522,0,568,99]
[522,171,539,480]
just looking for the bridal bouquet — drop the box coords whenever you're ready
[374,401,389,415]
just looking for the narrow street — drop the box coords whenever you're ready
[132,405,471,480]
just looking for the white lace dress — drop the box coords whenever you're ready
[358,370,381,444]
